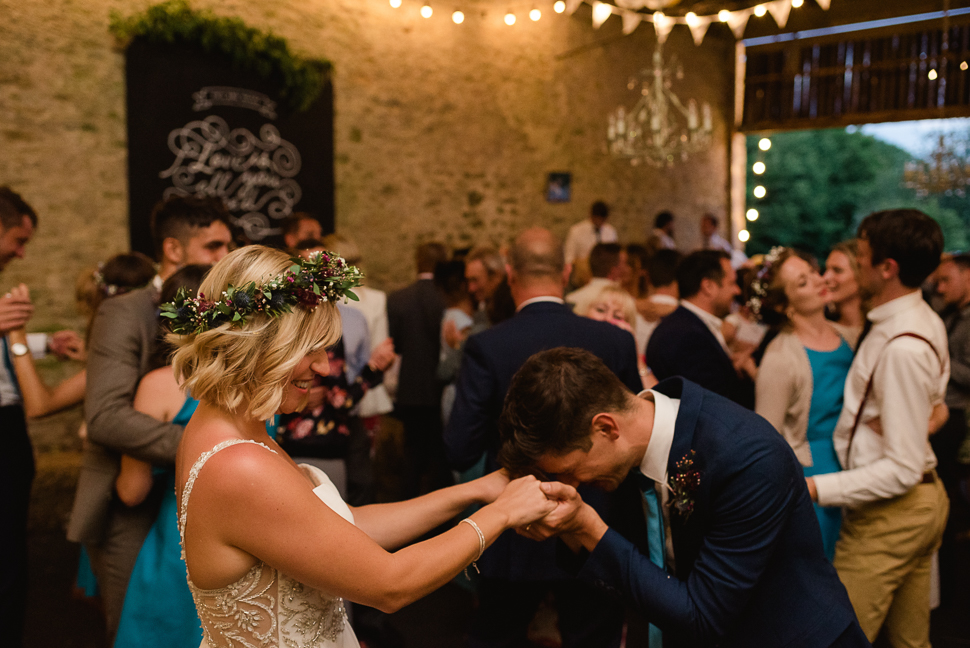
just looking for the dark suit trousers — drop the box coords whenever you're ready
[0,406,33,648]
[468,579,623,648]
[85,478,165,644]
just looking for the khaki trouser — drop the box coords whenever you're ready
[833,474,949,648]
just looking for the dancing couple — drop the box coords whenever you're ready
[170,245,864,648]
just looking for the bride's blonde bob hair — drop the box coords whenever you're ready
[170,245,341,420]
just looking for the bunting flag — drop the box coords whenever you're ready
[727,10,751,39]
[767,0,792,28]
[622,11,644,34]
[687,16,712,45]
[815,0,831,8]
[565,0,584,16]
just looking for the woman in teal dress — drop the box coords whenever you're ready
[751,248,853,560]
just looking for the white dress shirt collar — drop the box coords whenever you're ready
[866,289,923,325]
[637,389,680,484]
[680,299,729,352]
[516,296,565,312]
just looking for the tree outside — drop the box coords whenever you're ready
[745,127,969,263]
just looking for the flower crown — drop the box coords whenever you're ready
[746,245,786,320]
[160,251,363,335]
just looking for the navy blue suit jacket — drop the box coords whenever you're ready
[387,279,445,408]
[646,305,754,409]
[575,378,857,648]
[445,300,641,580]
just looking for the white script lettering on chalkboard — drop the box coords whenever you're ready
[192,87,278,119]
[160,115,302,241]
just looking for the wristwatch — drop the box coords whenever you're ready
[9,342,29,357]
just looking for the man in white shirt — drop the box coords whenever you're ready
[565,243,630,316]
[647,211,676,253]
[563,201,618,266]
[807,209,950,646]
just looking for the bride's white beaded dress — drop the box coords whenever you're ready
[178,439,360,648]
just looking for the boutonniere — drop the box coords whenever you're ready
[668,450,701,520]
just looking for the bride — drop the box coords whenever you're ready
[167,245,555,647]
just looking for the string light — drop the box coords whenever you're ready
[685,12,699,27]
[929,69,939,80]
[420,4,433,18]
[530,8,541,20]
[746,208,759,221]
[754,4,767,17]
[962,61,969,71]
[759,138,771,151]
[753,185,767,198]
[718,9,730,22]
[752,161,766,174]
[554,0,565,13]
[453,10,464,23]
[592,2,613,24]
[739,230,751,242]
[389,0,402,7]
[505,12,516,25]
[791,0,804,7]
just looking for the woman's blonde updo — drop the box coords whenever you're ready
[170,245,341,420]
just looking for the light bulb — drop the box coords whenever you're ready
[929,69,938,80]
[420,4,433,18]
[685,12,698,27]
[452,10,464,23]
[739,230,751,243]
[530,8,541,20]
[753,185,767,199]
[593,2,613,24]
[752,161,766,175]
[792,0,804,7]
[554,0,566,13]
[718,10,731,22]
[962,61,969,71]
[389,0,402,7]
[759,138,771,151]
[746,208,759,221]
[505,12,516,25]
[754,4,767,17]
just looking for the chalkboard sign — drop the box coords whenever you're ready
[125,38,334,254]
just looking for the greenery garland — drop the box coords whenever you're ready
[109,0,330,112]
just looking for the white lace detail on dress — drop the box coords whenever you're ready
[179,439,352,647]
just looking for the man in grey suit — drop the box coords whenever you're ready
[68,195,232,641]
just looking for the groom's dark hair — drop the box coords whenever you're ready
[498,347,632,476]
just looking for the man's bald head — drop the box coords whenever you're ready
[508,227,565,280]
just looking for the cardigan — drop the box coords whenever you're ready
[755,325,854,467]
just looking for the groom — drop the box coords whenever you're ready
[500,347,869,648]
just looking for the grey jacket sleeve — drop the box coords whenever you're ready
[84,291,182,465]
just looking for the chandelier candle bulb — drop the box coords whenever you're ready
[420,4,432,17]
[688,100,698,130]
[702,103,712,132]
[530,8,541,20]
[554,0,565,13]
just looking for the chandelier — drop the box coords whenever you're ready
[607,44,712,167]
[902,134,970,198]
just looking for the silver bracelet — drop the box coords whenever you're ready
[459,517,485,579]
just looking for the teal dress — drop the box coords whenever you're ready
[114,399,277,648]
[803,340,854,561]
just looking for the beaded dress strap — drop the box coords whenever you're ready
[178,439,277,550]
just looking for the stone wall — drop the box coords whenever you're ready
[1,0,734,444]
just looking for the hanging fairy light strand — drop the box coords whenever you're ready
[387,0,836,42]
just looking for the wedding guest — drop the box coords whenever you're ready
[281,211,323,250]
[464,245,514,330]
[808,209,949,646]
[168,245,555,647]
[388,241,450,496]
[646,210,676,253]
[500,347,869,648]
[701,213,748,269]
[647,250,755,408]
[69,195,232,643]
[751,247,855,560]
[435,259,474,425]
[637,248,681,352]
[584,284,655,389]
[563,200,617,266]
[932,253,970,605]
[823,240,865,347]
[444,227,640,648]
[623,243,650,300]
[565,243,630,316]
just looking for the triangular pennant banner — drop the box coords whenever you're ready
[614,0,647,9]
[767,0,791,28]
[622,11,644,34]
[815,0,831,8]
[652,12,674,43]
[565,0,584,16]
[592,2,613,28]
[687,17,712,46]
[727,10,751,39]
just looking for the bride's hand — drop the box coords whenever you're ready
[490,475,557,529]
[472,469,510,504]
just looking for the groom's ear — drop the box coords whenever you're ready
[591,412,620,441]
